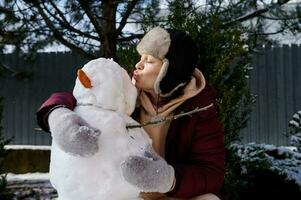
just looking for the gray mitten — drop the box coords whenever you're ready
[48,107,101,157]
[121,145,175,193]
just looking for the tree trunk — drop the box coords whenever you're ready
[100,0,117,59]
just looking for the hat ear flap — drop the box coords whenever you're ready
[77,69,92,88]
[154,59,169,95]
[154,59,187,97]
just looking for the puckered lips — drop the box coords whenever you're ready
[132,70,140,82]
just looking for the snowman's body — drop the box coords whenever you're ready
[49,58,151,200]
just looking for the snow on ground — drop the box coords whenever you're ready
[3,173,57,200]
[5,145,51,151]
[4,173,50,182]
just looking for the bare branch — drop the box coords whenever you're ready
[116,0,139,35]
[249,20,301,36]
[78,0,103,38]
[43,1,100,41]
[215,0,248,17]
[223,0,290,26]
[48,0,69,25]
[117,33,143,42]
[0,61,32,80]
[260,13,300,21]
[33,2,97,59]
[126,103,214,129]
[0,62,16,74]
[250,29,285,36]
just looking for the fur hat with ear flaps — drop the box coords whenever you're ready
[136,27,198,97]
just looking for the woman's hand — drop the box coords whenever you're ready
[121,145,175,193]
[48,107,101,157]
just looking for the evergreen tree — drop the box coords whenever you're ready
[0,97,13,199]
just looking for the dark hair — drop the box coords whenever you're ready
[159,29,199,95]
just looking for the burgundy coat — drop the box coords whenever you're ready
[36,84,225,199]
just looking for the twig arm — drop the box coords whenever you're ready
[126,103,214,129]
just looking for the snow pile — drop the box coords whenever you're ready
[4,145,51,151]
[50,58,152,200]
[231,143,301,189]
[5,173,49,182]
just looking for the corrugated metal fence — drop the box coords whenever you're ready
[0,52,88,145]
[0,46,300,145]
[240,45,301,145]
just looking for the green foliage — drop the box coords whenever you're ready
[116,42,139,72]
[136,0,162,31]
[0,98,11,163]
[221,148,250,200]
[0,90,13,200]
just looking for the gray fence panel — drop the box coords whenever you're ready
[274,47,286,144]
[259,48,268,143]
[292,44,301,111]
[266,46,276,144]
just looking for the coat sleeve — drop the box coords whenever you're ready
[167,105,225,198]
[36,92,77,133]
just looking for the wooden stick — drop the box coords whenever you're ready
[126,103,214,129]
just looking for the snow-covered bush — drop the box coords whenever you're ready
[288,110,301,152]
[222,143,301,200]
[232,143,301,186]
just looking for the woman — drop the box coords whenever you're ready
[37,27,225,200]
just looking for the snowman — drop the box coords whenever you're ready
[49,58,153,200]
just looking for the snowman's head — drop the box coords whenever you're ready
[73,58,138,115]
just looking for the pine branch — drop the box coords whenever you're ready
[0,62,32,80]
[0,62,15,74]
[126,103,214,129]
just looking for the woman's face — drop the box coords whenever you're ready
[132,54,162,92]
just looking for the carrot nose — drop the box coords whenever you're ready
[77,69,92,88]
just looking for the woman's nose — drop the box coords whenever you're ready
[135,61,144,70]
